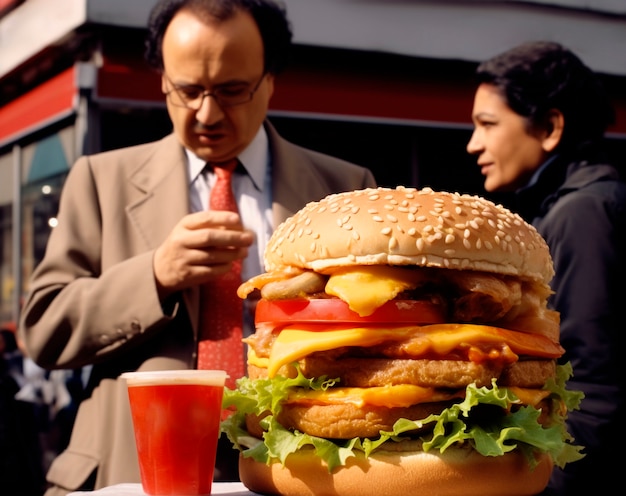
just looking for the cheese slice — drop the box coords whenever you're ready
[268,327,402,377]
[506,387,551,407]
[325,266,423,316]
[267,324,562,378]
[287,384,463,408]
[286,384,547,408]
[247,348,269,369]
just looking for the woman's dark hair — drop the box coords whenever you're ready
[145,0,292,75]
[475,41,615,151]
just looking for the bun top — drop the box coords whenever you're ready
[265,187,554,284]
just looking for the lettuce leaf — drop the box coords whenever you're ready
[221,363,584,472]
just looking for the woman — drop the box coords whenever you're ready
[467,41,625,495]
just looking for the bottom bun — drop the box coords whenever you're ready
[239,447,553,496]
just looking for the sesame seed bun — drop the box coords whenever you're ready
[264,187,554,285]
[239,445,553,496]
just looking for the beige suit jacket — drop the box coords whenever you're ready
[19,122,376,494]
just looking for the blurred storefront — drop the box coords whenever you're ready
[1,0,625,328]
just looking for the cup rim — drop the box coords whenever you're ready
[120,369,229,386]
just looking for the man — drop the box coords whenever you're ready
[466,41,625,495]
[18,1,376,494]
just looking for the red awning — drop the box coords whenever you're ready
[0,66,77,146]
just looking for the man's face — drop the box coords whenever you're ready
[466,83,548,193]
[161,9,274,163]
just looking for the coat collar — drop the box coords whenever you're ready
[126,134,190,250]
[516,154,619,221]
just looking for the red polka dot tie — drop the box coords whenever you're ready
[197,159,245,391]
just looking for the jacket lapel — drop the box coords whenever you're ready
[126,134,190,248]
[265,121,333,226]
[125,134,201,334]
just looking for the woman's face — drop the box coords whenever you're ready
[467,83,550,193]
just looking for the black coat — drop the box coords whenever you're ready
[516,152,626,494]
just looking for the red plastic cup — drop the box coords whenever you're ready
[121,370,228,496]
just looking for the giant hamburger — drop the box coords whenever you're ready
[222,187,583,496]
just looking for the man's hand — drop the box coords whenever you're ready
[153,210,255,299]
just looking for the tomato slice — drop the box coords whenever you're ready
[255,298,445,325]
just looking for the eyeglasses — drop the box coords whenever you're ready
[164,73,266,109]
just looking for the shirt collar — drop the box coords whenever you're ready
[185,126,269,191]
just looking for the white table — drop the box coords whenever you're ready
[69,482,262,495]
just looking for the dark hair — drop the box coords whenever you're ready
[145,0,292,74]
[475,41,615,151]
